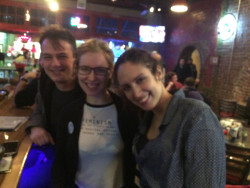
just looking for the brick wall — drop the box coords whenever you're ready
[164,0,250,115]
[216,0,250,106]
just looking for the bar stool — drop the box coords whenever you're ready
[219,99,237,118]
[235,103,248,120]
[226,143,250,185]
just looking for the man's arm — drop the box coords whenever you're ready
[14,71,38,97]
[25,92,55,146]
[184,107,226,188]
[14,78,38,107]
[165,81,174,91]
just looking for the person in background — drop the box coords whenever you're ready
[113,48,225,188]
[173,58,186,83]
[14,70,39,107]
[165,71,183,94]
[151,51,165,84]
[19,25,84,188]
[13,50,31,77]
[21,44,27,52]
[31,44,37,59]
[183,77,212,106]
[185,57,197,80]
[14,50,32,65]
[23,50,32,65]
[182,77,204,101]
[52,39,139,188]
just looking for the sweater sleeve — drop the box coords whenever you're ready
[25,92,45,134]
[15,78,38,107]
[184,107,226,188]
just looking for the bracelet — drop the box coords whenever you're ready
[20,78,28,83]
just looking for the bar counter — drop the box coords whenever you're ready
[0,93,34,188]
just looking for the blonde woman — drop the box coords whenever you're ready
[52,39,139,188]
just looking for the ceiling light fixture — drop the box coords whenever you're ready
[170,0,188,13]
[149,6,154,13]
[49,1,59,12]
[25,10,30,21]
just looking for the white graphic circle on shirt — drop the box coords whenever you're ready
[68,121,74,134]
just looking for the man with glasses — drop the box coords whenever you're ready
[19,25,84,188]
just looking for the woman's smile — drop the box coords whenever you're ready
[136,92,150,105]
[85,81,100,89]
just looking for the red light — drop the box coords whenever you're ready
[18,35,32,43]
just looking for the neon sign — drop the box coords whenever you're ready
[217,14,237,41]
[70,17,81,26]
[70,17,88,29]
[17,34,32,43]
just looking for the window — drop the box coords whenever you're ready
[48,12,56,25]
[0,5,24,25]
[17,8,24,25]
[30,9,56,27]
[121,21,140,40]
[96,17,117,36]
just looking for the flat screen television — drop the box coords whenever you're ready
[139,25,166,43]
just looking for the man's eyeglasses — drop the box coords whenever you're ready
[78,66,110,76]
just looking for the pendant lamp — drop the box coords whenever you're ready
[170,0,188,13]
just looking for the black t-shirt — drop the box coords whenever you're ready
[49,87,80,140]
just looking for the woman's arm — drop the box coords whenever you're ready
[184,107,226,188]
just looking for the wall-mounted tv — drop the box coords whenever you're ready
[139,25,166,43]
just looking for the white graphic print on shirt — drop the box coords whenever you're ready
[75,103,124,188]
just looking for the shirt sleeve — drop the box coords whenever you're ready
[15,78,38,107]
[25,92,45,134]
[184,107,226,188]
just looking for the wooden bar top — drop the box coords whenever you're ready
[0,93,34,188]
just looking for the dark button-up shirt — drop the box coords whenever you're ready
[133,90,226,188]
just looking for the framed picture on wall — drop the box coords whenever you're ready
[210,56,219,65]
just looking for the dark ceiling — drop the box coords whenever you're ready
[88,0,171,10]
[68,0,199,14]
[81,0,174,13]
[83,0,199,14]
